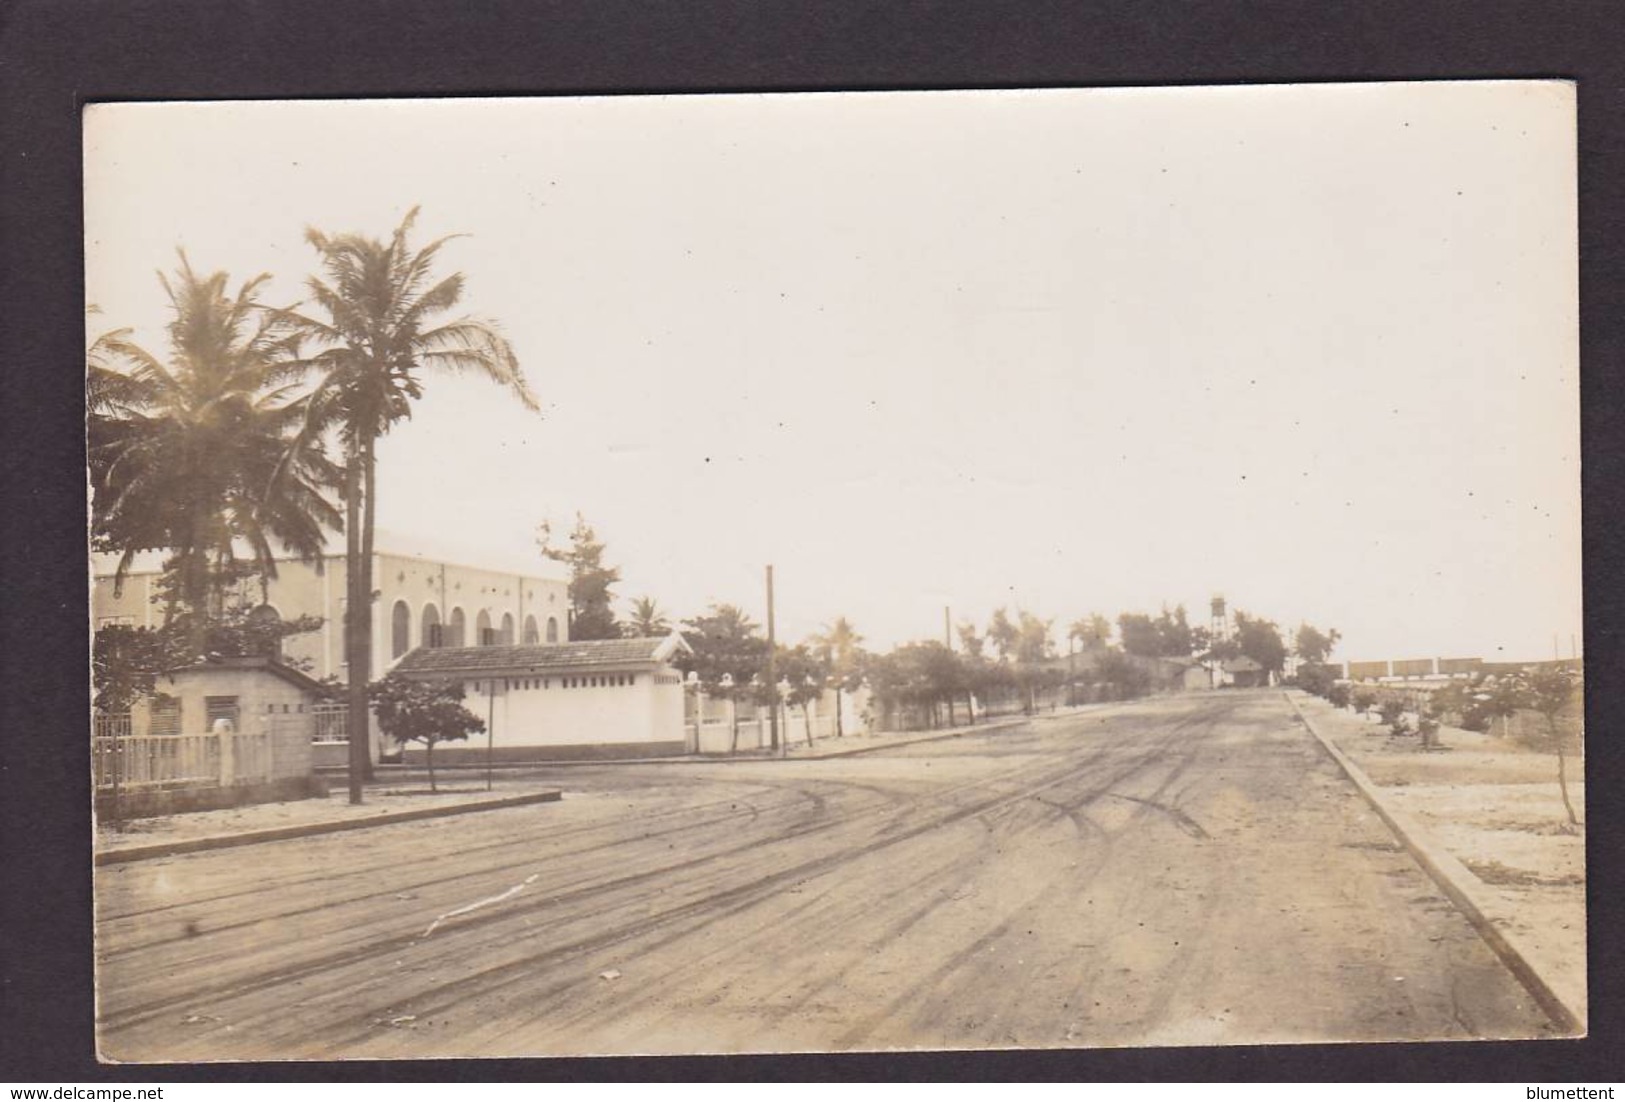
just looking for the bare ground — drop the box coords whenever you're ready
[95,691,1560,1061]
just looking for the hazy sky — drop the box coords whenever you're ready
[84,82,1580,662]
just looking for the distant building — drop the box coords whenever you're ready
[92,529,572,685]
[391,634,693,761]
[1218,655,1270,688]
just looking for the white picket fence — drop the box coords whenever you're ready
[93,719,314,791]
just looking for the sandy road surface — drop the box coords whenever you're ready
[95,690,1558,1060]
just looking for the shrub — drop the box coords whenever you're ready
[1326,682,1351,709]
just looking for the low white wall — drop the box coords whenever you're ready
[464,668,684,749]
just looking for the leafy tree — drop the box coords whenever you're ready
[1118,605,1193,658]
[1232,611,1287,678]
[93,605,325,714]
[288,208,537,802]
[1068,614,1111,651]
[987,608,1019,663]
[868,641,964,730]
[1014,610,1056,713]
[88,258,341,651]
[369,673,485,793]
[676,604,771,749]
[955,622,986,660]
[810,617,866,737]
[1093,650,1153,701]
[1116,612,1160,658]
[1353,689,1379,718]
[1294,661,1338,698]
[1326,682,1352,709]
[1377,696,1408,735]
[1294,623,1342,666]
[92,625,187,714]
[678,604,769,689]
[623,596,671,638]
[538,513,622,640]
[1512,666,1584,829]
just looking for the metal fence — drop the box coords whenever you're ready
[312,702,348,743]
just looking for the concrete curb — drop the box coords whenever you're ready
[95,789,562,866]
[1284,692,1583,1034]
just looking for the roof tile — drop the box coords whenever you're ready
[393,637,676,676]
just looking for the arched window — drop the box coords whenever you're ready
[422,603,442,648]
[501,612,515,645]
[449,607,466,648]
[391,600,411,658]
[476,609,493,646]
[545,616,559,643]
[523,615,539,644]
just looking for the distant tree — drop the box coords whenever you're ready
[1232,611,1287,678]
[1014,611,1055,713]
[1094,649,1152,701]
[1378,696,1406,728]
[987,608,1019,663]
[1295,662,1338,699]
[1326,682,1352,709]
[956,622,986,660]
[1474,675,1524,737]
[623,596,671,638]
[810,617,865,737]
[1353,689,1379,719]
[1118,605,1193,658]
[1117,612,1160,658]
[868,641,964,730]
[1294,623,1342,666]
[369,673,485,793]
[538,513,622,640]
[1069,614,1111,651]
[1513,666,1583,829]
[676,604,772,749]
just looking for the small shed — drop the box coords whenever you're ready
[1221,655,1271,688]
[154,655,332,738]
[390,633,694,761]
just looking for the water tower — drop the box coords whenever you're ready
[1209,595,1229,644]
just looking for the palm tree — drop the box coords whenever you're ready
[286,208,538,802]
[624,596,671,638]
[810,617,864,738]
[88,259,341,654]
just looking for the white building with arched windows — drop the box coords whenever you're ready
[92,529,572,688]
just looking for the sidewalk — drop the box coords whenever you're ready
[95,780,561,865]
[1287,691,1585,1032]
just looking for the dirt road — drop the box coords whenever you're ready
[95,690,1559,1060]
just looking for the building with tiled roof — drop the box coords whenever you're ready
[389,633,694,761]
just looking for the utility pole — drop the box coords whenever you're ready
[766,565,779,755]
[486,679,496,792]
[945,606,952,650]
